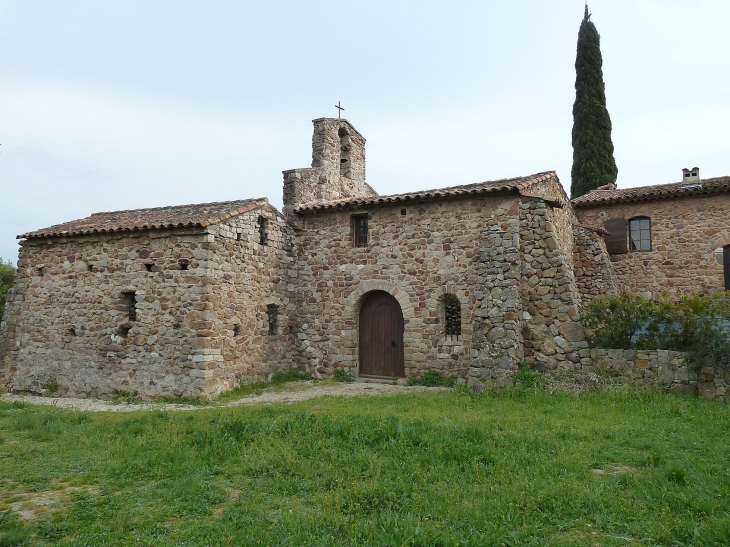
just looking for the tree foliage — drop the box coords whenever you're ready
[570,5,618,199]
[0,258,17,319]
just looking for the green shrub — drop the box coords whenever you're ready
[582,292,730,369]
[333,368,354,383]
[407,370,456,387]
[0,257,16,319]
[582,293,655,350]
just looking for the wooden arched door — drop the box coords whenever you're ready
[359,291,405,378]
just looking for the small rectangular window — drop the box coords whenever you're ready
[267,304,278,335]
[352,215,368,248]
[629,218,652,252]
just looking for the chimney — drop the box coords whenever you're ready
[681,167,701,186]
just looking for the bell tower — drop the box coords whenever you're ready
[282,118,376,217]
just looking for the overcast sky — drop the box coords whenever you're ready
[1,0,729,263]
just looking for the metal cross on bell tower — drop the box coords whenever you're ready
[335,101,345,119]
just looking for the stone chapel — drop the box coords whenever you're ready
[1,118,729,398]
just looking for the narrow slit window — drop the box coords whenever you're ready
[258,216,268,246]
[233,324,241,337]
[122,291,137,322]
[267,304,278,335]
[444,294,462,336]
[629,217,652,252]
[338,127,351,177]
[352,215,368,248]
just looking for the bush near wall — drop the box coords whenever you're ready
[0,258,16,319]
[582,292,730,370]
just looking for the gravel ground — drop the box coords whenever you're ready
[0,381,446,413]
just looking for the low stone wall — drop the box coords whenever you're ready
[583,348,729,401]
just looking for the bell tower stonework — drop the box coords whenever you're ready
[282,118,377,217]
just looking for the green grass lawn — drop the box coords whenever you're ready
[1,388,729,546]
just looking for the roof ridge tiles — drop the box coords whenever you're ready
[19,198,267,240]
[572,175,730,206]
[293,171,558,213]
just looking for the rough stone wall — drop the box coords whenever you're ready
[1,229,217,399]
[0,287,16,368]
[203,205,297,396]
[0,203,298,400]
[282,118,377,216]
[525,175,577,270]
[582,348,729,401]
[293,195,523,389]
[574,193,730,297]
[572,226,618,300]
[519,198,587,372]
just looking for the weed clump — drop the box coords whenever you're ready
[217,367,312,402]
[407,370,456,387]
[333,368,355,383]
[504,366,548,397]
[270,367,312,383]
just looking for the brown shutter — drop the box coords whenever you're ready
[603,218,628,254]
[724,247,730,291]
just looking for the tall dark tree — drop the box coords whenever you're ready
[571,5,618,199]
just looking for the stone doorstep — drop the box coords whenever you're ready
[356,375,407,386]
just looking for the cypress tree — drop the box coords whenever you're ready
[570,5,618,199]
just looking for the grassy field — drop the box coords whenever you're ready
[1,386,730,546]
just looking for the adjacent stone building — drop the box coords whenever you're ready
[572,170,730,297]
[1,118,728,398]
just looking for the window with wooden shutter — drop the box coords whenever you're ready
[603,218,628,254]
[724,246,730,291]
[629,217,652,252]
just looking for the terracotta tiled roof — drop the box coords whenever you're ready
[571,176,730,207]
[19,199,265,240]
[293,171,559,213]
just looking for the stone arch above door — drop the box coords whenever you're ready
[345,280,416,323]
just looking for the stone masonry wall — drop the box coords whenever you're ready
[294,195,523,388]
[0,203,298,400]
[574,193,730,297]
[525,175,577,271]
[1,229,216,399]
[283,118,377,216]
[519,198,588,372]
[572,226,618,301]
[582,348,729,401]
[202,205,298,396]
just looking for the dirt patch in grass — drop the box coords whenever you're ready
[592,464,638,476]
[0,478,99,521]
